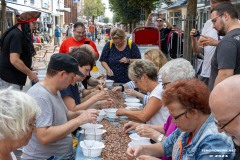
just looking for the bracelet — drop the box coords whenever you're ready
[119,84,124,92]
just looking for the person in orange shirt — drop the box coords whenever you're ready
[59,22,99,59]
[88,25,95,41]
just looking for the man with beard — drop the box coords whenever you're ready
[209,75,240,160]
[190,0,230,86]
[0,11,40,90]
[209,2,240,90]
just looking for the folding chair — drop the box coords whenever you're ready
[32,49,48,67]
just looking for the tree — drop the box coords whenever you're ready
[128,0,161,20]
[103,17,109,24]
[83,0,105,25]
[1,0,6,36]
[109,0,141,32]
[183,0,197,62]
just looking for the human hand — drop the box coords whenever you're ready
[126,146,144,159]
[98,79,106,87]
[125,89,138,97]
[95,91,110,101]
[107,69,114,76]
[112,86,122,92]
[97,98,113,109]
[123,121,140,133]
[190,28,197,38]
[119,57,130,63]
[78,109,99,124]
[138,155,161,160]
[96,84,104,90]
[96,73,106,80]
[28,71,39,82]
[116,108,126,116]
[200,34,219,46]
[135,124,160,140]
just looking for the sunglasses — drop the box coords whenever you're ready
[156,20,162,22]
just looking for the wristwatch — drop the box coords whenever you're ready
[157,134,164,143]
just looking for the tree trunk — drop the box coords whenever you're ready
[129,22,132,33]
[1,0,6,36]
[144,8,151,21]
[183,1,197,63]
[92,16,95,25]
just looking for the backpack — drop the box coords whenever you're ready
[109,39,132,49]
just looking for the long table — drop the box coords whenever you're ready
[75,90,132,160]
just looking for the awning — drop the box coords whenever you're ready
[56,8,71,12]
[5,2,51,14]
[167,0,187,9]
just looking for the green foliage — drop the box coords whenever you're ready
[84,0,105,20]
[128,0,161,17]
[109,0,141,24]
[103,17,109,23]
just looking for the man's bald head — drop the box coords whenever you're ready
[210,75,240,118]
[210,75,240,146]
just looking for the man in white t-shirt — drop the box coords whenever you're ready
[190,0,230,86]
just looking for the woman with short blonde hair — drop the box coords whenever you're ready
[100,27,141,83]
[0,88,40,160]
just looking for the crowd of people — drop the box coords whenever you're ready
[0,0,240,159]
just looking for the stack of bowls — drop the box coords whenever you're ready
[128,133,151,147]
[80,123,106,158]
[124,98,143,110]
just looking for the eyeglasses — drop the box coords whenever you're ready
[29,121,36,128]
[172,111,188,121]
[114,39,123,46]
[74,31,85,35]
[214,112,240,129]
[211,14,223,24]
[156,20,162,22]
[162,82,171,89]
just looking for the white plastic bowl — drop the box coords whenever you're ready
[125,102,143,108]
[129,133,150,144]
[125,98,140,103]
[79,129,107,141]
[128,140,151,147]
[80,140,105,157]
[97,110,106,122]
[80,123,103,129]
[104,108,118,118]
[37,75,46,81]
[105,80,114,87]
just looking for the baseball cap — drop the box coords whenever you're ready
[48,54,84,77]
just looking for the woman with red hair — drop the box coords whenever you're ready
[126,79,235,160]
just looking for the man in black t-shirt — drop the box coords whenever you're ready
[145,13,172,57]
[209,3,240,90]
[0,11,41,90]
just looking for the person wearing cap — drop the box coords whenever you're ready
[59,22,99,59]
[0,11,41,90]
[145,13,172,57]
[22,54,99,159]
[66,23,74,38]
[60,48,111,112]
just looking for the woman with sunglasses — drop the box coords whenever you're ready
[100,27,141,83]
[126,79,235,160]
